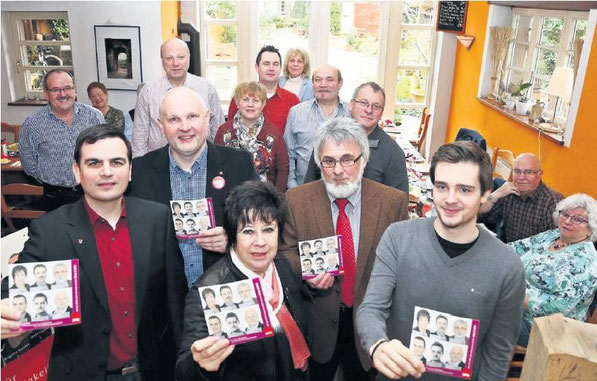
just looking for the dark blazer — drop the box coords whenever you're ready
[10,197,188,381]
[129,141,258,271]
[280,178,409,369]
[176,254,308,381]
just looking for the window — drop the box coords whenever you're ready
[504,9,588,123]
[196,0,438,125]
[8,12,73,101]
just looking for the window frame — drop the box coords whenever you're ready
[8,11,73,100]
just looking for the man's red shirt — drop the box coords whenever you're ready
[85,200,137,370]
[227,86,299,134]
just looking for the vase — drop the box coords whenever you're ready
[515,100,531,115]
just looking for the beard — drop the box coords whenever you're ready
[324,164,364,199]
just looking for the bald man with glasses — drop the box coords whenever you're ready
[479,152,563,242]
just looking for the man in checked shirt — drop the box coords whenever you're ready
[478,153,563,242]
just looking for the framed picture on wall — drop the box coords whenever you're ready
[94,25,143,91]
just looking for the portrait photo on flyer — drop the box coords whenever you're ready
[299,235,344,280]
[7,259,81,330]
[170,197,216,239]
[198,278,274,345]
[409,306,480,379]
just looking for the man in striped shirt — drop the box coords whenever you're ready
[19,69,104,210]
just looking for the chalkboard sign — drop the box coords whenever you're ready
[436,1,469,34]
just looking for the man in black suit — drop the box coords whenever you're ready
[129,87,258,286]
[1,125,187,381]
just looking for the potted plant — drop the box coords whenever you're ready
[511,80,532,115]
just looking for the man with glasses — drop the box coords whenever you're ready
[20,69,104,210]
[479,153,563,242]
[284,64,350,188]
[304,82,409,194]
[281,117,408,380]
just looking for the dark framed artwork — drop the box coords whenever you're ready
[94,25,143,90]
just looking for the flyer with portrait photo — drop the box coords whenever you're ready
[7,259,81,331]
[299,235,344,279]
[198,278,274,345]
[170,197,216,239]
[409,306,480,380]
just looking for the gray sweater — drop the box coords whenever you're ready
[357,218,525,380]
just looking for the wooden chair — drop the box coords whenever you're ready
[1,183,45,233]
[1,122,20,144]
[492,148,516,181]
[409,108,431,154]
[507,345,527,381]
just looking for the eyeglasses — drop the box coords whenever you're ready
[559,210,588,225]
[352,99,383,112]
[47,86,75,94]
[320,154,362,168]
[513,169,541,176]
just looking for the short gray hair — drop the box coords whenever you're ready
[313,117,370,169]
[552,193,597,242]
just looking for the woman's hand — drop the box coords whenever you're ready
[196,227,228,253]
[190,336,235,372]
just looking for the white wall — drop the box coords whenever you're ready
[1,1,164,124]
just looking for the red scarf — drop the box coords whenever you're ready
[269,265,310,370]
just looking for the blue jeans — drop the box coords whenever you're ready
[517,318,532,347]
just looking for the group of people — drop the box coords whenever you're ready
[1,36,596,381]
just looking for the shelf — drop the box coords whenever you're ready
[477,97,564,145]
[7,99,48,107]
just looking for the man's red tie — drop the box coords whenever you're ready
[335,198,355,307]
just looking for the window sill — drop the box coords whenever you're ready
[477,97,564,146]
[7,98,48,106]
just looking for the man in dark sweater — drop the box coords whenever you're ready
[357,141,525,380]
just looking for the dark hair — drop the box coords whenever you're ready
[223,181,286,248]
[172,202,181,211]
[416,309,430,321]
[12,265,27,278]
[175,218,183,224]
[33,293,48,303]
[430,141,493,194]
[302,259,312,264]
[315,257,324,264]
[256,45,281,65]
[43,69,75,90]
[226,312,239,321]
[431,342,444,353]
[208,315,221,322]
[74,124,132,164]
[33,264,47,273]
[201,288,216,302]
[436,314,448,323]
[86,81,107,96]
[352,81,386,106]
[413,336,426,348]
[314,240,322,246]
[184,202,193,207]
[300,242,311,250]
[13,294,27,302]
[220,285,232,294]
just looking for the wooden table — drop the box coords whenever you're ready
[1,156,23,172]
[1,156,35,185]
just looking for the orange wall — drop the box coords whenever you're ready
[161,1,180,42]
[446,2,597,197]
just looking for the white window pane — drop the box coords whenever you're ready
[394,107,423,126]
[539,17,563,47]
[509,43,528,69]
[206,65,237,102]
[24,45,72,66]
[396,69,428,104]
[402,1,435,25]
[21,18,70,41]
[514,14,533,43]
[25,69,47,92]
[399,29,432,66]
[206,24,237,61]
[204,1,237,20]
[534,47,557,76]
[328,2,381,100]
[258,1,309,52]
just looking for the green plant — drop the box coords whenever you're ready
[511,80,532,100]
[220,25,236,44]
[50,19,69,41]
[330,1,341,35]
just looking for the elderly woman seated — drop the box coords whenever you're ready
[215,81,289,192]
[509,193,597,346]
[175,181,309,380]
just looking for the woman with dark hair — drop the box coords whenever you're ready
[176,181,309,380]
[87,81,133,139]
[10,265,30,292]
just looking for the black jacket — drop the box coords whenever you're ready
[175,254,309,381]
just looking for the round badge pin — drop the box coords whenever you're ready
[212,176,226,190]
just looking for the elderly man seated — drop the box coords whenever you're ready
[478,153,563,242]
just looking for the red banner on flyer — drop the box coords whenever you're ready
[1,333,53,381]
